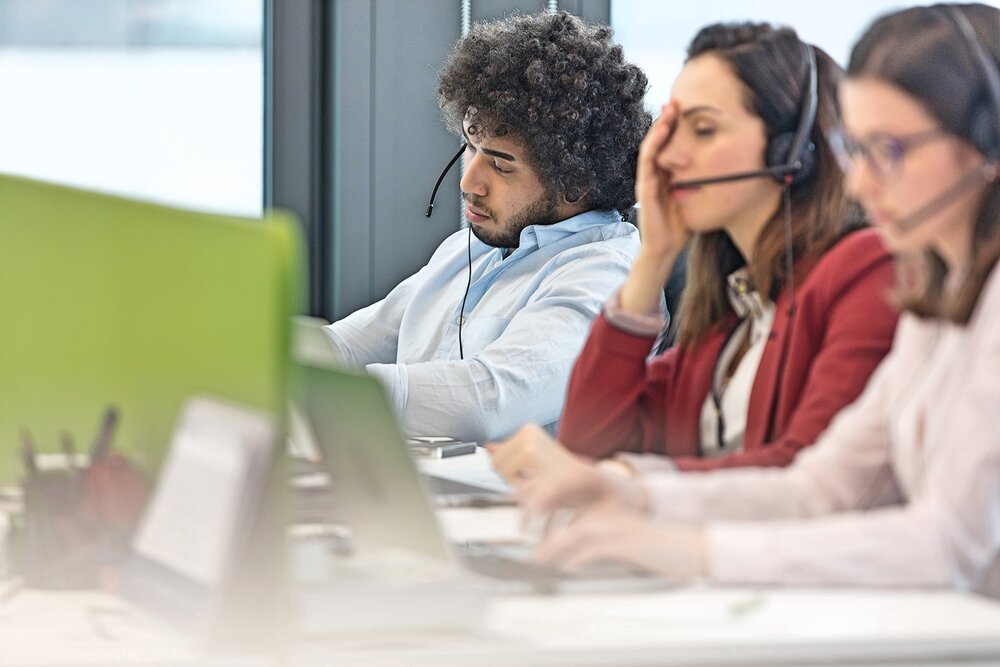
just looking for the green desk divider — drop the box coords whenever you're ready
[0,174,304,483]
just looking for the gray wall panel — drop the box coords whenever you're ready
[370,0,463,303]
[268,0,328,315]
[472,0,609,24]
[331,0,376,318]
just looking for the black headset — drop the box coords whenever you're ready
[425,143,467,218]
[941,4,1000,162]
[891,5,1000,233]
[671,41,819,190]
[766,42,818,185]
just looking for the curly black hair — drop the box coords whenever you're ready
[437,11,650,215]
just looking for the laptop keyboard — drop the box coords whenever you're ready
[458,541,668,592]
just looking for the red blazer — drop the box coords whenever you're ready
[558,228,899,471]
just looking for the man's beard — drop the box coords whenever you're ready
[469,194,560,249]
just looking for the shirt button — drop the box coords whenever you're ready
[456,315,465,325]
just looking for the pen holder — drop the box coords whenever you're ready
[17,454,149,589]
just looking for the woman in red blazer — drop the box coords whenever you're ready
[491,23,898,481]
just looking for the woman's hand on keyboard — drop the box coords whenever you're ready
[486,424,647,531]
[533,502,707,580]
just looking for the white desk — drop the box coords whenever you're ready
[5,584,1000,666]
[391,448,1000,666]
[0,588,200,666]
[4,448,1000,666]
[293,587,1000,666]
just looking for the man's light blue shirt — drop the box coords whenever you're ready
[324,209,640,441]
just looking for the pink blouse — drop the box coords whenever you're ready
[642,265,1000,593]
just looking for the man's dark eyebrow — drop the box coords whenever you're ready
[483,147,517,162]
[461,127,518,162]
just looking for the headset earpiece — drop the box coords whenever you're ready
[767,42,819,187]
[969,102,1000,161]
[942,5,1000,163]
[765,132,816,186]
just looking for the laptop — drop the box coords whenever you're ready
[292,361,663,591]
[290,317,511,504]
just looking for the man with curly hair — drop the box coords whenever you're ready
[324,11,650,442]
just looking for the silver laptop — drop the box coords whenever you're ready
[294,361,457,560]
[292,362,661,589]
[291,316,511,504]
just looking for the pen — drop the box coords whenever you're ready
[89,406,119,463]
[60,431,78,472]
[19,429,37,478]
[730,595,765,617]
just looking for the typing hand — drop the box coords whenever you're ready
[533,502,707,580]
[487,424,645,530]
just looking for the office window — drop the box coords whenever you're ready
[611,1,1000,109]
[0,0,263,216]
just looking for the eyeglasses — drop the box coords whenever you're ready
[828,127,952,180]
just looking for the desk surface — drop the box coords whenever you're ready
[4,448,1000,666]
[6,584,1000,667]
[294,587,1000,667]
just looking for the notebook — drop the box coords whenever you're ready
[122,397,278,637]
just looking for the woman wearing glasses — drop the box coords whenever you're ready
[504,3,1000,592]
[492,23,899,481]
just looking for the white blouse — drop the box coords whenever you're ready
[698,270,776,456]
[642,265,1000,594]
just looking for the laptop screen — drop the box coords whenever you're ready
[293,362,453,563]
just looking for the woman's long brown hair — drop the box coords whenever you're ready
[847,3,1000,324]
[675,23,857,347]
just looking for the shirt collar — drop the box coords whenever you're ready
[512,209,622,252]
[726,268,769,321]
